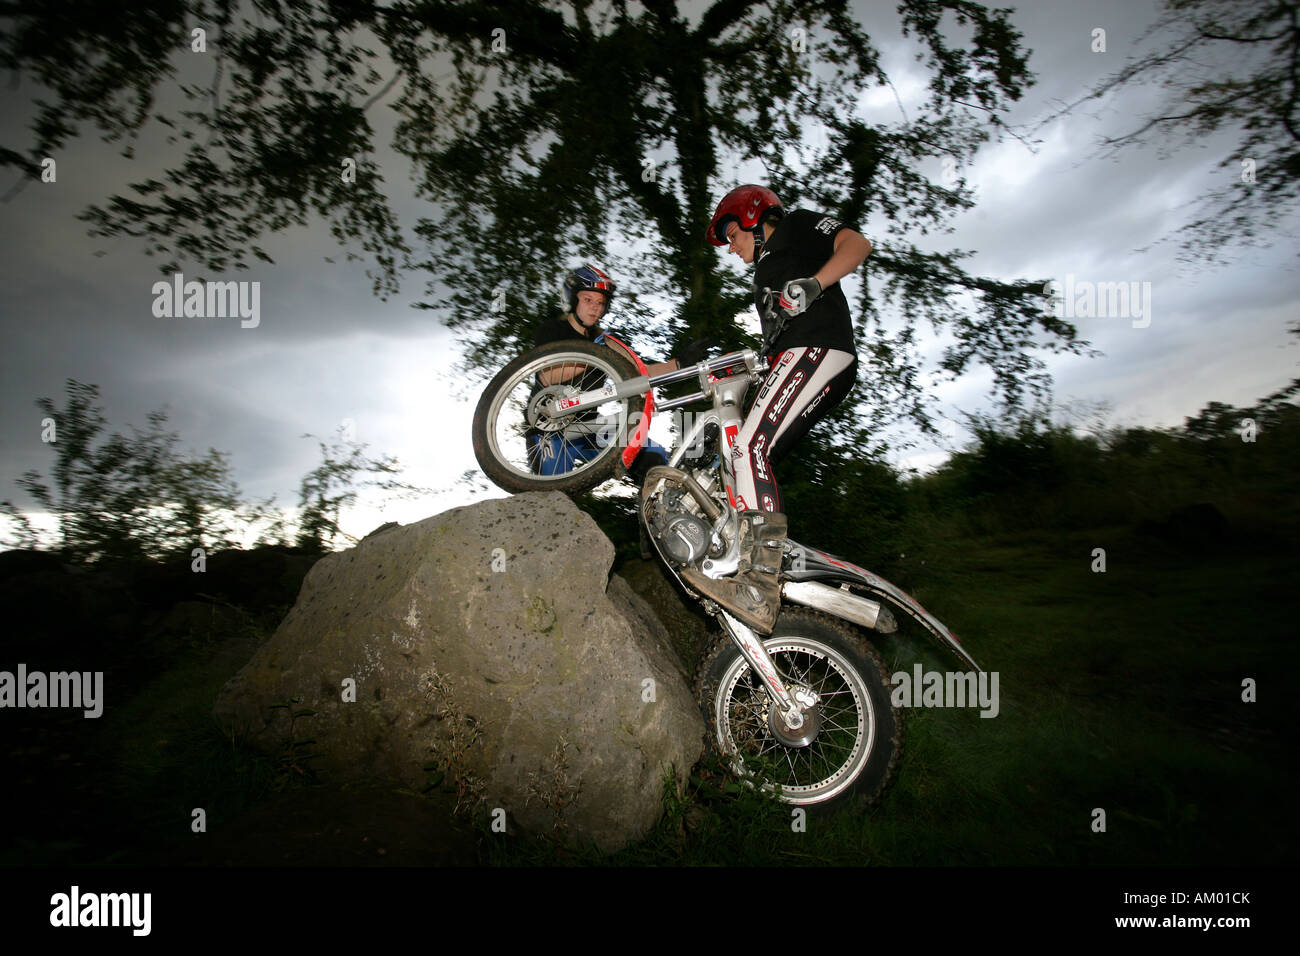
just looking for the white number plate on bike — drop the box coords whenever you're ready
[557,384,616,411]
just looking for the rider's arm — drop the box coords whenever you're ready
[539,363,590,386]
[811,229,872,290]
[603,340,677,376]
[537,335,670,385]
[535,316,596,385]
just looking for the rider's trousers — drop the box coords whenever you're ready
[731,346,858,513]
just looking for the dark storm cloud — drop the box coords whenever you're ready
[1,0,1296,527]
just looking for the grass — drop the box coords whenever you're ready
[477,522,1296,865]
[4,522,1292,867]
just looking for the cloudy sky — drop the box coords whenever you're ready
[1,0,1296,545]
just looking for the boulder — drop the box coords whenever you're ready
[617,557,712,665]
[213,492,704,853]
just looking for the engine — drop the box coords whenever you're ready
[647,487,713,566]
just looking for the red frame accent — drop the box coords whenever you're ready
[598,333,654,469]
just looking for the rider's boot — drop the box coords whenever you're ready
[681,510,787,635]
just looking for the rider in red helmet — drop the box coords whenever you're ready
[681,185,873,634]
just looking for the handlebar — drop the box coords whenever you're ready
[544,348,763,418]
[645,348,763,390]
[758,287,789,358]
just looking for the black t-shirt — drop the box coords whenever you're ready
[533,315,665,366]
[752,209,857,355]
[525,317,590,428]
[533,314,602,348]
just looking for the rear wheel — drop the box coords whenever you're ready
[695,608,902,809]
[471,340,640,494]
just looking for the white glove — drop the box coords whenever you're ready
[779,277,822,315]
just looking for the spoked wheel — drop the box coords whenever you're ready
[696,609,902,809]
[471,340,640,494]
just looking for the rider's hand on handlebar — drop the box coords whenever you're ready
[674,338,711,369]
[779,277,822,316]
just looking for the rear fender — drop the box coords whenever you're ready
[784,542,981,673]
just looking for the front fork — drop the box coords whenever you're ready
[716,610,810,731]
[641,472,808,731]
[641,470,806,728]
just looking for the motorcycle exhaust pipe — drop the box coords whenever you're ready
[781,580,898,633]
[639,465,722,521]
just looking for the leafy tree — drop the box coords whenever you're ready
[906,377,1300,536]
[2,0,1090,428]
[1037,0,1300,263]
[0,382,430,558]
[1181,400,1247,442]
[2,380,248,560]
[292,429,426,551]
[778,411,912,573]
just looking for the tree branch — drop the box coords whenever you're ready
[1196,27,1287,42]
[698,0,754,40]
[376,0,580,66]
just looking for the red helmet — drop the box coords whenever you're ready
[706,184,783,246]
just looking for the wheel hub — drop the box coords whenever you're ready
[526,385,574,432]
[768,686,821,747]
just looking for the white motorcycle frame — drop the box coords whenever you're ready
[539,344,981,728]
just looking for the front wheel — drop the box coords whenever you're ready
[695,608,902,809]
[471,340,641,494]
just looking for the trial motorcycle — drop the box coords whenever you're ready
[471,333,981,809]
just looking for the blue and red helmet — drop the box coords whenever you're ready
[564,265,617,314]
[706,185,784,246]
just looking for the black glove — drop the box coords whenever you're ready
[673,338,711,369]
